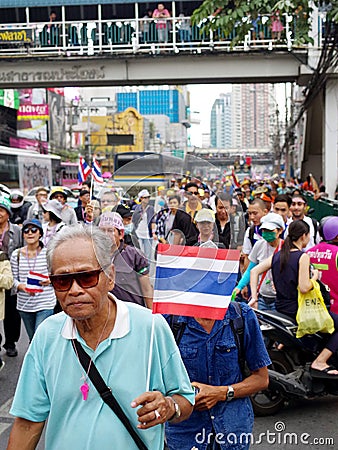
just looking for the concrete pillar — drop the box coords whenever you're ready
[324,79,338,198]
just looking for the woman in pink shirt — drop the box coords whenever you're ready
[307,216,338,314]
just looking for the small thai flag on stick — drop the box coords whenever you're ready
[78,156,91,184]
[92,156,104,184]
[26,271,49,294]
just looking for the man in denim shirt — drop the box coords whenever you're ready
[165,302,271,450]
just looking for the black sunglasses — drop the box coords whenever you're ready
[49,268,103,292]
[23,227,39,234]
[186,191,199,196]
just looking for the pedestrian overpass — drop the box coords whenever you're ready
[0,4,337,197]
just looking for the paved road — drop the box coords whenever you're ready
[1,323,337,450]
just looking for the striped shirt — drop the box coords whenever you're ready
[10,247,56,313]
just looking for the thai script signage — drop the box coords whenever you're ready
[0,65,106,85]
[0,29,33,44]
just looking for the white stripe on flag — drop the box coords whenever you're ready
[156,254,238,273]
[153,290,232,308]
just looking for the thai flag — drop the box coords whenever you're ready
[153,244,240,320]
[26,271,49,294]
[78,157,91,183]
[92,157,104,184]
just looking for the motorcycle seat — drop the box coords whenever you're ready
[257,310,297,327]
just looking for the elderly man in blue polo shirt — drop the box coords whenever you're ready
[8,225,194,450]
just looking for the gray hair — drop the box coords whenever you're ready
[46,224,112,273]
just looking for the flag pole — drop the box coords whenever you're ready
[145,315,155,392]
[89,171,94,201]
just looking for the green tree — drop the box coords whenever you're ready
[191,0,337,46]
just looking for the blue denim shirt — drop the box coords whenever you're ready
[165,303,271,450]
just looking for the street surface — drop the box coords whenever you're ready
[0,323,337,450]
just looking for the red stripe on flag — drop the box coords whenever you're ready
[153,302,228,320]
[156,243,239,261]
[29,272,49,279]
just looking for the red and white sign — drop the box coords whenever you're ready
[17,104,49,121]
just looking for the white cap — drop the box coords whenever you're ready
[195,208,215,223]
[99,212,124,231]
[138,189,150,199]
[260,212,285,231]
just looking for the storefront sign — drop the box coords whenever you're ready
[0,28,33,44]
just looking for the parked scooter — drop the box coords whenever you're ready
[251,309,338,416]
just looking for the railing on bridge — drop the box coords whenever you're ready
[0,13,325,58]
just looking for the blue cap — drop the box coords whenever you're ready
[22,218,43,236]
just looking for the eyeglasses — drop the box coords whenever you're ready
[186,191,199,196]
[23,227,39,234]
[49,268,103,292]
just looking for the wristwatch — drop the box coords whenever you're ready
[226,385,235,402]
[168,397,181,421]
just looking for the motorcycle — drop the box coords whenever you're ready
[251,309,338,416]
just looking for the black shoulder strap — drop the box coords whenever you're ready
[311,217,318,237]
[229,302,246,377]
[72,339,148,450]
[168,315,186,346]
[248,225,255,246]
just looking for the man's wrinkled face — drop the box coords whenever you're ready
[51,237,114,321]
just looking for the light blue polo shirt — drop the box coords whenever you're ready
[10,297,195,450]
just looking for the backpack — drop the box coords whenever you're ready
[168,302,248,378]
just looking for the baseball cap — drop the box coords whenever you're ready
[22,218,43,235]
[195,209,215,223]
[115,204,133,218]
[99,212,124,231]
[138,189,150,199]
[0,194,11,215]
[260,213,285,231]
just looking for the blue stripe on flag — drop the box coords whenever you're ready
[27,278,42,287]
[154,267,237,296]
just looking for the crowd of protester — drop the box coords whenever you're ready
[0,170,337,449]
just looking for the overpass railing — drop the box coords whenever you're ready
[0,13,325,57]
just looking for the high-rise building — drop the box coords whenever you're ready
[232,84,273,150]
[210,93,232,149]
[210,85,274,150]
[116,87,187,124]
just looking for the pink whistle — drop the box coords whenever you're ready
[80,382,89,400]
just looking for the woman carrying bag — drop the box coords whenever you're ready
[10,219,56,341]
[250,220,338,378]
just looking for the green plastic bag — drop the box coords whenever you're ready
[296,280,334,338]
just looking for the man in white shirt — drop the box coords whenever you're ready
[287,194,320,251]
